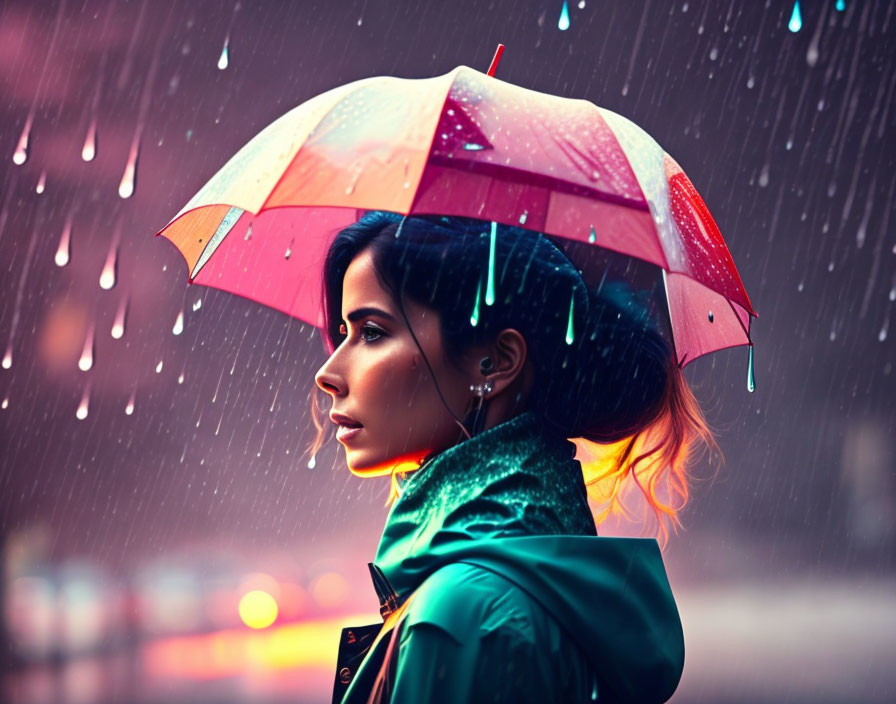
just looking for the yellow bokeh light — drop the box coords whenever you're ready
[238,590,278,629]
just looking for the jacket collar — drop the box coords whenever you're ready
[371,409,596,603]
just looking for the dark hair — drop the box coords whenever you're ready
[306,211,721,547]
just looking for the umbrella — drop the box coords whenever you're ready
[155,46,757,381]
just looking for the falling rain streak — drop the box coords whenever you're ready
[82,119,97,161]
[54,217,72,267]
[111,296,128,339]
[76,383,90,420]
[558,0,570,31]
[79,324,95,372]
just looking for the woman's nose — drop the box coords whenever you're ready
[314,360,344,397]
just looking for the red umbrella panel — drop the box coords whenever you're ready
[155,64,757,370]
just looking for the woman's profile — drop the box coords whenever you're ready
[309,210,719,704]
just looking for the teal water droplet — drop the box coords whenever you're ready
[836,0,846,11]
[788,1,802,32]
[708,310,714,323]
[217,43,229,70]
[470,278,481,326]
[588,225,597,244]
[558,0,570,30]
[485,221,496,306]
[463,142,485,151]
[565,292,575,344]
[747,344,755,392]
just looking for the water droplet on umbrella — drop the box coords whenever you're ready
[76,386,90,420]
[217,42,229,70]
[244,222,253,241]
[100,242,118,290]
[447,108,455,116]
[470,278,481,326]
[518,211,528,225]
[558,0,570,30]
[78,325,95,371]
[588,225,597,244]
[12,117,31,165]
[463,143,485,151]
[747,345,755,392]
[708,310,714,323]
[125,390,135,415]
[788,1,802,32]
[54,218,72,267]
[155,360,163,373]
[118,139,139,199]
[193,298,202,311]
[82,119,97,161]
[172,310,184,335]
[35,171,46,194]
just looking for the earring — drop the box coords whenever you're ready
[479,356,494,376]
[469,380,494,397]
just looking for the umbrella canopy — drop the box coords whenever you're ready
[155,63,756,369]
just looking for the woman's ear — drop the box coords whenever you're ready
[483,328,528,397]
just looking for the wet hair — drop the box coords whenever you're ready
[306,211,721,547]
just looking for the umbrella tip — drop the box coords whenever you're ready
[486,43,505,77]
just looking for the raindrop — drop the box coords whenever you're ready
[463,143,485,151]
[786,137,793,150]
[244,222,252,241]
[54,217,72,267]
[828,261,834,272]
[470,278,482,326]
[565,292,575,344]
[889,286,895,302]
[307,453,317,469]
[99,240,118,290]
[76,385,90,420]
[578,0,585,7]
[747,75,755,89]
[788,1,802,32]
[155,360,163,373]
[1,397,7,410]
[193,298,202,311]
[81,119,97,161]
[798,281,804,292]
[836,0,846,11]
[78,325,95,372]
[118,139,139,199]
[2,345,11,370]
[217,42,229,70]
[111,296,128,339]
[12,116,31,165]
[558,0,570,30]
[172,310,184,335]
[485,221,496,305]
[708,310,714,323]
[125,390,135,416]
[35,171,46,194]
[357,16,363,26]
[284,238,294,260]
[178,372,185,384]
[709,47,718,61]
[758,164,769,187]
[588,225,597,244]
[747,345,755,392]
[879,318,889,343]
[518,211,528,225]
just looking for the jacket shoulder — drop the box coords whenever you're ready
[401,561,548,646]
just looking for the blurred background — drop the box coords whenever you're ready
[0,1,894,702]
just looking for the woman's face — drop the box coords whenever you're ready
[314,247,475,476]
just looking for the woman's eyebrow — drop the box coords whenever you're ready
[344,306,396,323]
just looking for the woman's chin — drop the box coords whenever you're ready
[345,452,425,478]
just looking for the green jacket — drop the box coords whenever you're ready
[333,410,684,703]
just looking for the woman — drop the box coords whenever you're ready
[310,210,718,703]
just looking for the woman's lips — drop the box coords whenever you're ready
[336,425,363,443]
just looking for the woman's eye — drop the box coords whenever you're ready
[338,322,384,343]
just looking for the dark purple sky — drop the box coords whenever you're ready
[0,0,894,584]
